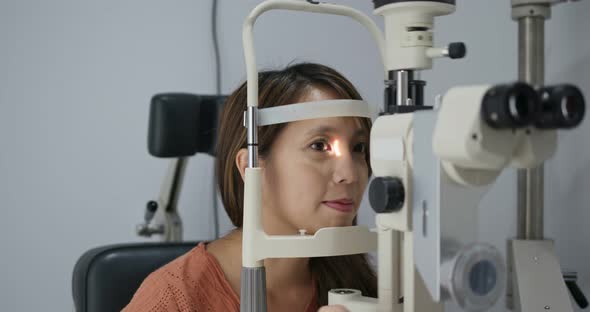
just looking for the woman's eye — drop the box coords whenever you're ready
[310,141,332,152]
[353,142,367,153]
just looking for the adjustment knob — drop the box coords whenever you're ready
[144,200,159,222]
[448,42,466,59]
[369,177,405,213]
[146,200,158,212]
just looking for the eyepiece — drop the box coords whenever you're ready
[481,82,540,129]
[535,84,585,129]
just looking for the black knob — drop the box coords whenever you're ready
[146,200,158,213]
[448,42,466,59]
[144,200,158,222]
[369,177,405,213]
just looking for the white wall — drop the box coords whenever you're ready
[1,0,588,311]
[0,1,219,310]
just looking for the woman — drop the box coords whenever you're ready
[123,63,377,312]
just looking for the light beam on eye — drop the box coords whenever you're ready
[334,139,341,157]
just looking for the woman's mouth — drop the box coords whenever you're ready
[322,199,354,213]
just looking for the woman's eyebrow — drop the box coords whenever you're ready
[305,126,336,136]
[305,126,367,138]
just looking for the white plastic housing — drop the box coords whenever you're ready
[433,85,557,185]
[328,289,378,311]
[510,126,557,168]
[374,1,455,71]
[371,114,413,232]
[433,85,521,171]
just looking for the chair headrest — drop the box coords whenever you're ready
[148,93,226,157]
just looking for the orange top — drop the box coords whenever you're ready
[122,243,318,312]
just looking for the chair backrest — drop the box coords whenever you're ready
[72,242,198,312]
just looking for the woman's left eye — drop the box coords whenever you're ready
[310,141,332,152]
[353,142,367,153]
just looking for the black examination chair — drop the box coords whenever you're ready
[72,94,226,312]
[72,242,197,312]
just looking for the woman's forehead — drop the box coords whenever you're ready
[286,117,367,138]
[298,86,340,102]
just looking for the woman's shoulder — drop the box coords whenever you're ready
[122,242,240,312]
[150,242,217,287]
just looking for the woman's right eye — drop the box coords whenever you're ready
[310,141,332,152]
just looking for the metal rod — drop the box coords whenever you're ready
[396,70,410,106]
[166,157,188,212]
[517,16,546,240]
[247,106,258,168]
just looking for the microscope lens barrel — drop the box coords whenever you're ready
[535,84,585,129]
[481,82,539,129]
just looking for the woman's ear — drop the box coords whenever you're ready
[235,148,265,181]
[235,148,248,181]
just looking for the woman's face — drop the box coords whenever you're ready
[260,87,369,235]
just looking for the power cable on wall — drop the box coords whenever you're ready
[211,0,221,239]
[212,0,221,95]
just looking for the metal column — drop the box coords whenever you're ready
[516,13,547,240]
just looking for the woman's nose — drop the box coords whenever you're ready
[332,147,359,184]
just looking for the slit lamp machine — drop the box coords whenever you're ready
[140,0,590,311]
[241,1,588,311]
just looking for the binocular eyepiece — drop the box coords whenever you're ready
[481,83,585,130]
[536,85,586,129]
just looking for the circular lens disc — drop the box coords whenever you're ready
[469,260,497,296]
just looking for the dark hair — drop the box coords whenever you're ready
[215,62,377,306]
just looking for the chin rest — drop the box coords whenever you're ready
[72,242,198,312]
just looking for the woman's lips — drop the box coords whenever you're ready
[322,200,354,213]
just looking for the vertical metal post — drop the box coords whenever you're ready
[247,106,259,168]
[509,6,550,310]
[396,70,410,106]
[165,157,187,241]
[242,104,266,312]
[517,15,546,240]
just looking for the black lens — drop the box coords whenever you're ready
[508,92,531,122]
[482,82,539,129]
[535,85,585,129]
[469,260,497,296]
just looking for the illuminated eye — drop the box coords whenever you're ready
[310,141,331,152]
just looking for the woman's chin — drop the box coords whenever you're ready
[321,219,354,229]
